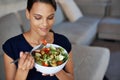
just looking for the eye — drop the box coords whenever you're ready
[34,16,42,20]
[47,15,54,20]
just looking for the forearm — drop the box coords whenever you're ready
[14,52,34,80]
[15,68,29,80]
[55,70,74,80]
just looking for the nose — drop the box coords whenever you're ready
[41,19,48,27]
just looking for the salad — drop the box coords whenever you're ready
[32,44,68,67]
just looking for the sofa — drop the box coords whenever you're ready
[0,0,110,80]
[98,0,120,40]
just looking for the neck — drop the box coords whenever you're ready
[28,31,46,44]
[24,31,53,46]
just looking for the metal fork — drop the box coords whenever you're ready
[10,43,45,64]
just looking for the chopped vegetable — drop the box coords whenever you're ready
[41,39,47,45]
[32,44,68,67]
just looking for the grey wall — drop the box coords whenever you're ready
[0,0,26,17]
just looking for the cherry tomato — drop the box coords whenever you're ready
[41,39,47,45]
[42,62,49,66]
[43,48,50,54]
[57,61,63,65]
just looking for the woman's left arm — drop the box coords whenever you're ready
[55,51,74,80]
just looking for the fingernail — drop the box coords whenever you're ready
[42,73,45,75]
[20,51,23,57]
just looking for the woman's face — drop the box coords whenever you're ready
[26,2,55,36]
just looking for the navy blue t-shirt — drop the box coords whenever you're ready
[2,32,71,80]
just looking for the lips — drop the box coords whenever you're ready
[39,27,48,32]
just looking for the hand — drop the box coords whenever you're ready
[42,73,54,76]
[18,51,34,71]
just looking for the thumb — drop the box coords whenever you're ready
[20,51,23,58]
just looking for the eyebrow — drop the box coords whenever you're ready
[33,13,55,17]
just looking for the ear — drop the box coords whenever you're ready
[26,9,30,20]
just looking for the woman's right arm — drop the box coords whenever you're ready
[4,52,34,80]
[4,53,17,80]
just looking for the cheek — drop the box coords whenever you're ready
[49,19,55,27]
[29,15,40,27]
[30,19,40,27]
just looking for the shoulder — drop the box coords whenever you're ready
[54,32,72,53]
[3,34,23,45]
[2,34,23,50]
[2,34,23,60]
[54,33,69,42]
[2,34,22,59]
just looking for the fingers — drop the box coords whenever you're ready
[50,74,54,76]
[35,50,41,52]
[19,52,27,67]
[42,73,54,76]
[42,74,48,76]
[18,52,34,71]
[20,51,23,57]
[22,52,31,70]
[25,53,34,69]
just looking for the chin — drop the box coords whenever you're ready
[40,32,48,36]
[37,29,49,36]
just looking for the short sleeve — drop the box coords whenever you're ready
[61,36,72,53]
[2,39,15,60]
[54,33,72,53]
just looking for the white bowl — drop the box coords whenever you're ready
[34,44,68,74]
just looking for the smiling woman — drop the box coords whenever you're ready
[2,0,74,80]
[25,2,55,39]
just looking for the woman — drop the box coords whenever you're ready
[2,0,74,80]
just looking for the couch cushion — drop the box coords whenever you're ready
[0,54,5,80]
[53,16,100,45]
[98,18,120,40]
[57,0,83,22]
[72,45,110,80]
[0,0,27,18]
[54,4,66,26]
[0,13,22,55]
[74,0,109,4]
[98,18,120,33]
[18,9,30,32]
[74,0,109,17]
[110,0,120,17]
